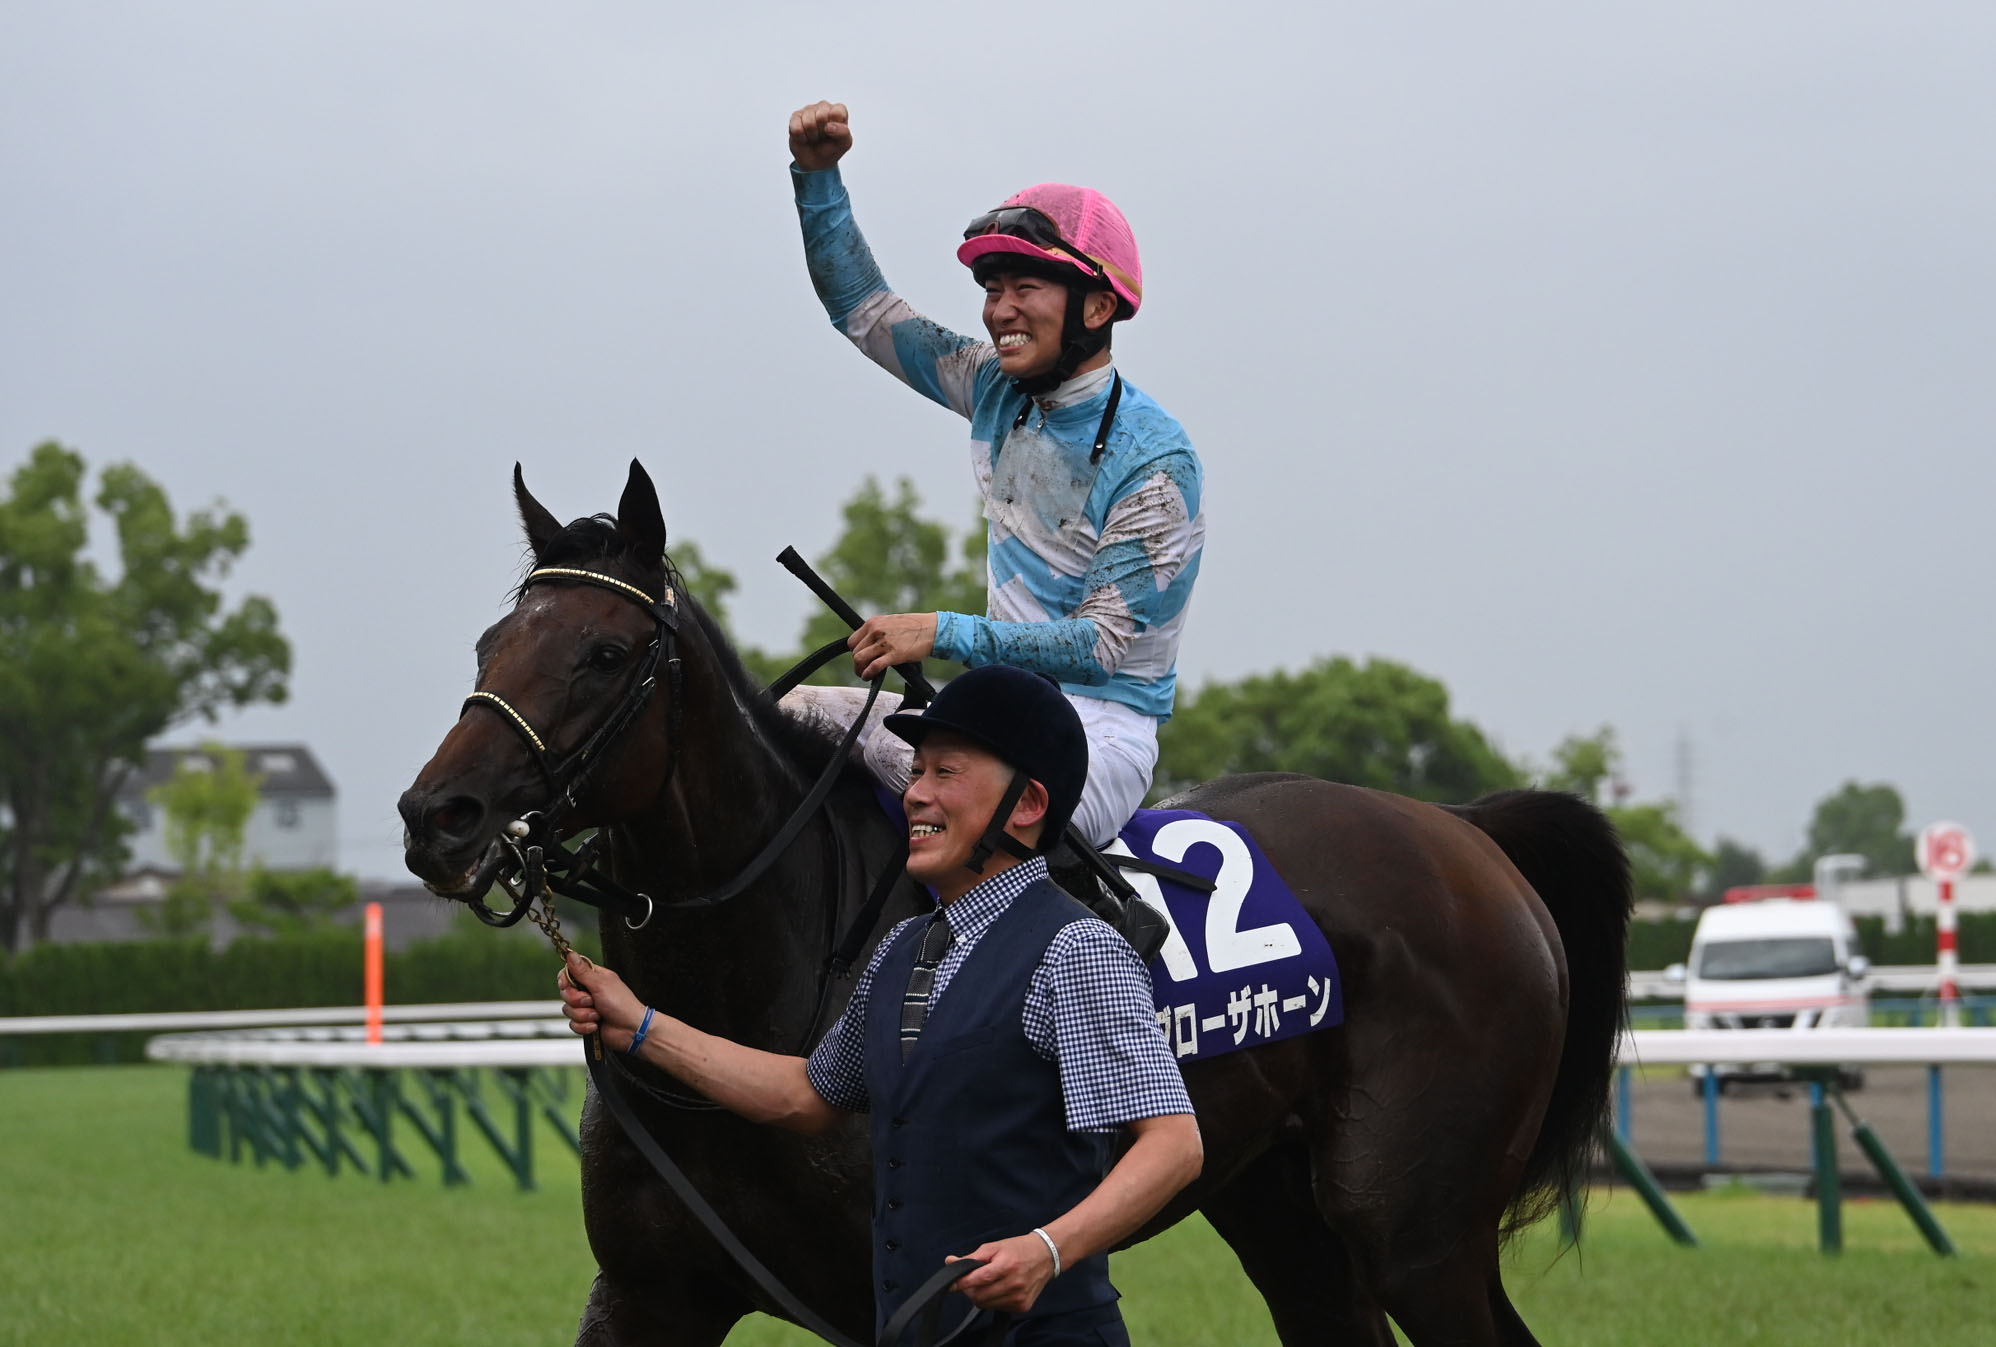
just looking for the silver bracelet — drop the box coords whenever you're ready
[1030,1226,1062,1279]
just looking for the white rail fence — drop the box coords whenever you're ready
[1628,964,1996,1000]
[1618,1026,1996,1067]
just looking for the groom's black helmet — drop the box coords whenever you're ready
[884,664,1088,860]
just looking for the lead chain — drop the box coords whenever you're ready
[530,889,576,966]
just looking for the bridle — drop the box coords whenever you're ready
[445,558,899,941]
[448,564,686,933]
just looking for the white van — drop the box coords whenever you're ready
[1667,897,1871,1089]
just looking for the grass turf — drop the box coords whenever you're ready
[3,1065,1993,1345]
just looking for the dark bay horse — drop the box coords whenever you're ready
[399,461,1632,1347]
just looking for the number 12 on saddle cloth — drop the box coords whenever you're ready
[1107,809,1344,1063]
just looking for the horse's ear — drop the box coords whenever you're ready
[514,463,563,561]
[616,459,668,561]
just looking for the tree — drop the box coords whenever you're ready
[1782,780,1917,880]
[667,538,792,684]
[1703,836,1769,899]
[1612,801,1709,906]
[1153,656,1522,803]
[1543,727,1626,804]
[665,478,986,689]
[228,867,360,937]
[792,476,986,686]
[0,444,289,953]
[139,741,261,937]
[669,538,741,634]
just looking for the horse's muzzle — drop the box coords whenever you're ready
[398,785,499,891]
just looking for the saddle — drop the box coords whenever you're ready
[1046,836,1180,965]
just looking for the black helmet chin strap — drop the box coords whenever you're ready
[1011,283,1111,398]
[964,770,1040,875]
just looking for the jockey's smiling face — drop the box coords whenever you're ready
[981,271,1118,382]
[903,729,1050,902]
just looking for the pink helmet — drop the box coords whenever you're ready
[957,184,1143,318]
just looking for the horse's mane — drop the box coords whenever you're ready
[521,515,846,778]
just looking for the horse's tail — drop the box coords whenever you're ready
[1446,788,1632,1235]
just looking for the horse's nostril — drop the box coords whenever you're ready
[428,796,484,841]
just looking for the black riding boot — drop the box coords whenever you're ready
[1046,841,1169,964]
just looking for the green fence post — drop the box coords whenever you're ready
[1810,1080,1842,1254]
[503,1069,536,1193]
[1558,1189,1585,1245]
[310,1070,341,1175]
[360,1070,415,1183]
[453,1068,531,1189]
[533,1068,582,1156]
[401,1071,470,1186]
[281,1068,334,1172]
[318,1070,371,1177]
[241,1070,272,1167]
[1829,1087,1956,1256]
[223,1068,246,1163]
[428,1070,466,1187]
[189,1067,221,1157]
[1600,1126,1698,1247]
[276,1068,305,1171]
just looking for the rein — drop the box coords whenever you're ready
[450,569,887,932]
[441,557,1001,1346]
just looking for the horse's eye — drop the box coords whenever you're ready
[588,645,627,674]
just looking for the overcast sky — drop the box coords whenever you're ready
[5,3,1992,883]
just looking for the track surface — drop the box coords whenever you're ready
[1621,1065,1996,1181]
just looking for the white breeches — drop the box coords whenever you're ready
[779,683,1159,847]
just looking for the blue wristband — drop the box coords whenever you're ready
[628,1006,656,1057]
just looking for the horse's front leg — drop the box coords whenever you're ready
[575,1268,746,1347]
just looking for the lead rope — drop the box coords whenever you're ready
[542,904,986,1347]
[533,859,998,1347]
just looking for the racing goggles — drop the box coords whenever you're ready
[961,206,1104,278]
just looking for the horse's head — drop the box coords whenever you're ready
[398,459,680,895]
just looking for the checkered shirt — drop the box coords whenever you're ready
[806,857,1194,1132]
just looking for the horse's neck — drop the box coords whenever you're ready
[605,635,853,1039]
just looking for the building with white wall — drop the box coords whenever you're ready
[1833,875,1996,932]
[117,743,338,874]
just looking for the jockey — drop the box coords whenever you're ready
[782,100,1206,848]
[561,665,1201,1345]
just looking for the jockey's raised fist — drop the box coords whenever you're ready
[788,100,852,172]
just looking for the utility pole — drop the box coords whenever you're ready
[1674,727,1696,840]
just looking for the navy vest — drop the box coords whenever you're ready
[863,878,1118,1336]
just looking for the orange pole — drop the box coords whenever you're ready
[364,902,384,1045]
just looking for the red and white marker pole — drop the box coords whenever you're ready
[1937,879,1959,1023]
[364,901,384,1046]
[1917,822,1975,1029]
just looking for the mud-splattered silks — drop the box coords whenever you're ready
[793,164,1205,725]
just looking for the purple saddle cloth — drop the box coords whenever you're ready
[871,787,1343,1064]
[1110,808,1343,1063]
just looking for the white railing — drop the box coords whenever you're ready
[1618,1027,1996,1067]
[0,1001,560,1036]
[1629,964,1996,1001]
[146,1020,578,1069]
